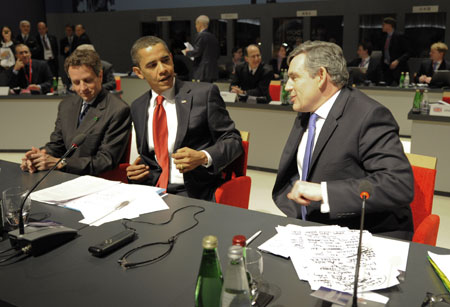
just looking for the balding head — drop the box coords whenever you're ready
[195,15,209,33]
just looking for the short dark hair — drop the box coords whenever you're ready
[130,36,169,67]
[383,17,396,28]
[64,49,102,76]
[14,43,29,54]
[358,41,373,56]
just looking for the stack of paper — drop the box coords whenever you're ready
[31,176,168,226]
[259,224,409,293]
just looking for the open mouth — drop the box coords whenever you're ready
[159,75,171,82]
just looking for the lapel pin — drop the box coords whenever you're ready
[94,116,99,121]
[181,100,187,104]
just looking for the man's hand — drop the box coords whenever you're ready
[181,49,188,56]
[20,147,40,173]
[287,181,323,206]
[230,86,245,95]
[27,147,60,171]
[28,84,41,92]
[418,75,432,84]
[172,147,208,174]
[126,156,150,181]
[14,59,24,72]
[389,59,399,70]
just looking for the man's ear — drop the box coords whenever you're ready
[133,66,144,80]
[317,67,328,89]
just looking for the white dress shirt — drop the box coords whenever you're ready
[296,89,341,213]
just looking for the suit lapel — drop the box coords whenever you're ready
[309,88,350,175]
[140,91,152,157]
[174,80,192,150]
[76,89,107,134]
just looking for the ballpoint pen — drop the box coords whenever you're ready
[246,230,262,246]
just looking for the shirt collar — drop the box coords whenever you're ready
[314,89,341,120]
[151,78,176,106]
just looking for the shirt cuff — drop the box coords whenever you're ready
[320,181,330,213]
[12,69,19,75]
[201,150,212,168]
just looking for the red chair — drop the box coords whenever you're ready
[215,131,251,209]
[406,153,440,246]
[98,133,132,183]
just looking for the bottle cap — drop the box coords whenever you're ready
[202,235,218,249]
[232,235,246,247]
[227,245,243,260]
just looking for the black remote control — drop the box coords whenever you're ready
[88,229,137,257]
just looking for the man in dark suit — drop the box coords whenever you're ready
[9,44,52,94]
[183,15,220,83]
[14,20,39,57]
[20,49,131,175]
[126,36,242,201]
[381,17,410,86]
[347,42,379,84]
[230,44,274,102]
[416,42,449,85]
[35,22,59,78]
[73,24,91,49]
[272,41,414,240]
[60,24,77,59]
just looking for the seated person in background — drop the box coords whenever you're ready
[9,44,52,94]
[230,44,274,102]
[225,46,244,77]
[75,44,116,91]
[347,42,379,84]
[20,49,131,175]
[0,26,15,85]
[416,42,449,84]
[269,44,289,79]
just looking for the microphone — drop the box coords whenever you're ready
[9,134,86,256]
[346,180,374,307]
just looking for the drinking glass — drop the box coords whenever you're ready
[246,247,263,305]
[2,186,31,231]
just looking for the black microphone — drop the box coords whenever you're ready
[9,134,86,256]
[347,180,373,307]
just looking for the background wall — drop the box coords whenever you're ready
[0,0,46,38]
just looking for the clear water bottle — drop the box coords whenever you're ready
[420,89,430,115]
[404,72,410,88]
[195,235,223,307]
[57,77,64,95]
[220,245,251,307]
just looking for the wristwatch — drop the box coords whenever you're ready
[60,158,67,169]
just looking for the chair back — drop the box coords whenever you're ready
[222,131,249,181]
[98,132,132,183]
[406,153,437,231]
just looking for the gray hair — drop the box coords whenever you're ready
[130,36,169,67]
[196,15,210,27]
[288,40,348,88]
[19,20,30,26]
[76,44,96,51]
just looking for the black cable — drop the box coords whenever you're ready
[118,205,205,269]
[0,247,14,254]
[0,249,25,265]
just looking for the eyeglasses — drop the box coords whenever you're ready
[421,292,450,306]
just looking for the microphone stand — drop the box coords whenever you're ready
[351,193,367,307]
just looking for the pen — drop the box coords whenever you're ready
[246,230,262,246]
[90,200,130,225]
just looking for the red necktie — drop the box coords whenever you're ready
[153,95,169,189]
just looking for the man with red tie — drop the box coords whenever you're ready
[126,36,242,201]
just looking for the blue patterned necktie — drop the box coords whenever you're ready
[301,113,319,220]
[78,102,90,126]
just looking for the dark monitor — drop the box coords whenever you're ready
[347,67,367,85]
[430,70,450,88]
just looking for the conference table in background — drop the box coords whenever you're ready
[0,159,448,306]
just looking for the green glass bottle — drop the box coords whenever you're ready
[412,89,421,114]
[195,235,223,307]
[52,77,58,93]
[399,72,405,88]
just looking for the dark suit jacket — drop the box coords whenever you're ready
[382,31,410,70]
[416,58,450,82]
[101,60,116,91]
[73,33,91,50]
[186,30,220,82]
[269,57,288,79]
[272,87,414,239]
[131,80,243,201]
[347,57,379,83]
[9,59,52,93]
[231,62,274,101]
[44,88,131,175]
[34,34,58,61]
[14,34,39,58]
[60,36,78,57]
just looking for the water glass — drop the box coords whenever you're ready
[246,247,263,305]
[2,186,31,231]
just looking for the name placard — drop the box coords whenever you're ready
[157,16,172,22]
[296,10,318,17]
[221,13,238,20]
[412,5,439,13]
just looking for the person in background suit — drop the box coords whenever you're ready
[20,49,131,175]
[182,15,220,82]
[127,36,242,201]
[230,44,274,102]
[9,44,52,94]
[35,22,59,78]
[225,46,244,77]
[272,41,414,240]
[347,41,379,84]
[14,20,39,57]
[73,24,91,49]
[270,44,289,79]
[381,17,410,86]
[416,42,449,85]
[60,24,77,59]
[0,26,15,85]
[75,44,116,91]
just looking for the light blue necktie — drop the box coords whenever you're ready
[301,113,319,220]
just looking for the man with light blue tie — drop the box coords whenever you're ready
[272,41,414,240]
[416,42,449,85]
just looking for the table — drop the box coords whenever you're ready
[0,159,448,306]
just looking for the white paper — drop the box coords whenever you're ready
[428,251,450,279]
